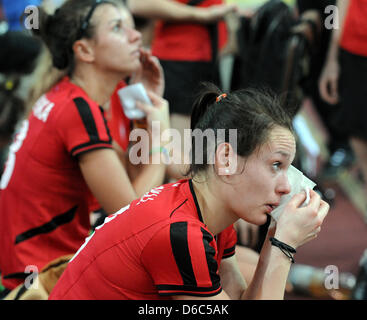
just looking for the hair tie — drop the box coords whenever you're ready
[216,93,227,103]
[5,80,14,92]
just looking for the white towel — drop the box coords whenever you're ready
[270,165,317,222]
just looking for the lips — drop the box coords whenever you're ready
[131,49,140,57]
[265,204,279,213]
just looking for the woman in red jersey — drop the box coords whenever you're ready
[49,83,329,300]
[319,0,367,202]
[127,0,237,169]
[0,0,169,292]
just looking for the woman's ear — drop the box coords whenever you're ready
[72,39,95,64]
[215,142,238,176]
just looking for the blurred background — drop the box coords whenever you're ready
[0,0,366,300]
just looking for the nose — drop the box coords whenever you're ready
[127,26,142,43]
[276,171,291,195]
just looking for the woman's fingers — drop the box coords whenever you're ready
[319,76,331,103]
[146,90,166,107]
[318,200,330,225]
[135,100,153,114]
[288,190,307,208]
[319,60,339,104]
[307,189,321,212]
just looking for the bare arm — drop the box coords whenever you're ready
[112,141,166,197]
[244,191,329,300]
[78,148,138,215]
[326,0,350,61]
[127,153,167,197]
[124,90,170,197]
[127,0,237,23]
[218,256,247,299]
[319,0,350,104]
[240,227,291,300]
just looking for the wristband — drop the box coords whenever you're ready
[269,237,296,263]
[149,146,170,163]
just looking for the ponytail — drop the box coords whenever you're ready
[29,6,72,70]
[190,82,222,130]
[0,78,25,144]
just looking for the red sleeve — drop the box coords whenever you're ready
[222,225,237,259]
[107,82,131,152]
[141,221,222,297]
[56,97,112,157]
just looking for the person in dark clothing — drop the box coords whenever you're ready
[296,0,353,165]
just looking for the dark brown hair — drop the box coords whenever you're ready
[29,0,120,75]
[0,79,25,145]
[188,82,294,176]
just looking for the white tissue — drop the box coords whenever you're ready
[117,83,150,120]
[270,165,317,222]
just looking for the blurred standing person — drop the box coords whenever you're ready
[319,0,367,200]
[127,0,237,166]
[296,0,353,164]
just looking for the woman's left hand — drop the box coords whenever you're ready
[131,48,165,97]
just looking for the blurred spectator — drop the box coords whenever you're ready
[0,78,24,151]
[319,0,367,199]
[127,0,237,163]
[297,0,353,169]
[0,31,41,74]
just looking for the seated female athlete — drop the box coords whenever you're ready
[0,0,170,291]
[49,82,329,300]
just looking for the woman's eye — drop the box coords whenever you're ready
[272,162,281,171]
[113,23,121,31]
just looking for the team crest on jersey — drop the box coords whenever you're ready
[136,186,165,206]
[33,95,55,122]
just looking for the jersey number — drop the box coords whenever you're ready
[1,120,29,190]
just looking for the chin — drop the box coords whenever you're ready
[238,211,268,227]
[252,212,269,226]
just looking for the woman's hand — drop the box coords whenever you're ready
[274,190,330,249]
[130,48,165,97]
[136,90,170,135]
[319,58,340,105]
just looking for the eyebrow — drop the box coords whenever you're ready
[275,151,291,159]
[108,18,123,25]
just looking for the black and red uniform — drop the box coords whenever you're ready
[49,179,237,300]
[0,77,112,290]
[151,0,228,115]
[336,0,367,140]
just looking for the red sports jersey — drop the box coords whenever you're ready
[0,77,113,290]
[106,81,131,152]
[340,0,367,57]
[49,179,237,300]
[87,81,131,213]
[151,0,228,62]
